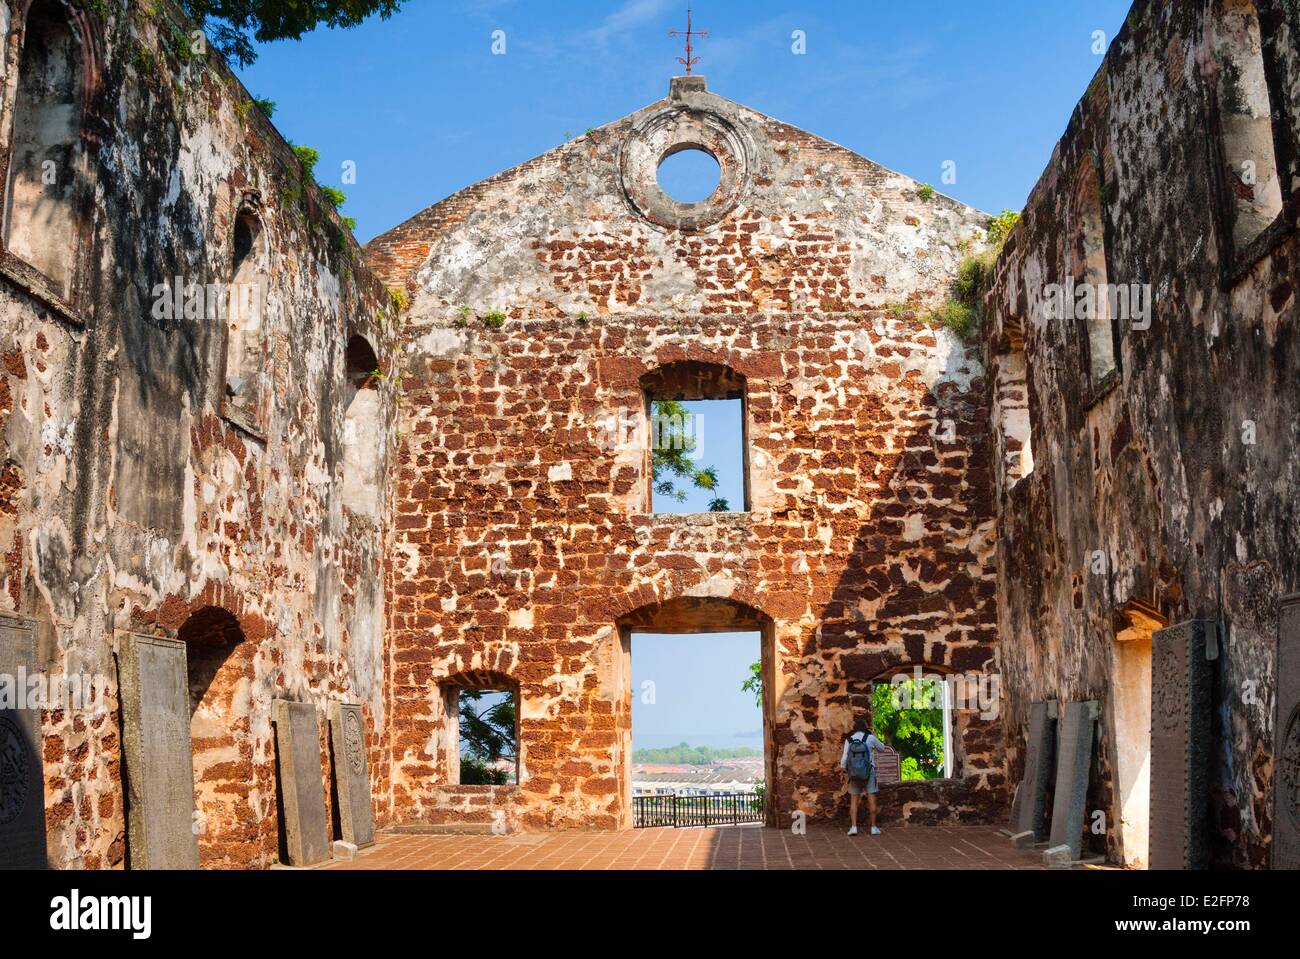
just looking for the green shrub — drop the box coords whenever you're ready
[985,209,1021,246]
[292,145,320,178]
[917,183,936,202]
[924,300,976,337]
[481,310,506,330]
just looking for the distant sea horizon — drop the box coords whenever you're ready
[633,731,764,753]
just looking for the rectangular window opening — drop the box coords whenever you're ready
[869,678,953,781]
[455,687,519,785]
[647,397,748,514]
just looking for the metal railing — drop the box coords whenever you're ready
[632,792,765,828]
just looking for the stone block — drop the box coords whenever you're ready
[0,615,47,869]
[1009,700,1056,841]
[1044,700,1097,864]
[1272,597,1300,869]
[329,701,375,848]
[273,699,330,867]
[115,633,200,870]
[1149,620,1214,870]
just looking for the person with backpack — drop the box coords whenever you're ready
[841,724,886,836]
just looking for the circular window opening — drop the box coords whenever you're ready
[656,148,721,204]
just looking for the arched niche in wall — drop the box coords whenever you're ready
[1070,157,1118,394]
[222,196,270,436]
[180,605,254,869]
[340,333,382,519]
[1,0,99,312]
[1212,0,1286,262]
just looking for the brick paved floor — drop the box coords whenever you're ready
[320,824,1051,870]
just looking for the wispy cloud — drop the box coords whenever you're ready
[587,0,675,47]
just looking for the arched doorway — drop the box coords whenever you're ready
[616,595,778,827]
[180,606,254,868]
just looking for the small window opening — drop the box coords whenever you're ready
[454,687,519,785]
[641,362,748,514]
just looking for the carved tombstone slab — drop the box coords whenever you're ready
[873,746,901,786]
[0,615,48,869]
[1149,620,1214,870]
[329,702,375,848]
[116,633,200,869]
[1044,700,1097,864]
[273,700,330,866]
[1010,700,1056,842]
[1273,596,1300,869]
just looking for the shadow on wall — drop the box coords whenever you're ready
[781,347,1002,826]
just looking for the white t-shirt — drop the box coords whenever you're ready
[840,731,885,770]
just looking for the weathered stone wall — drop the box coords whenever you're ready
[984,0,1299,867]
[0,1,397,868]
[372,78,1005,830]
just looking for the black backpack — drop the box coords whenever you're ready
[846,736,873,780]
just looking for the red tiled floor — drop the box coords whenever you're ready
[320,824,1052,870]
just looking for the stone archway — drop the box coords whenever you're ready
[615,593,779,827]
[179,605,254,868]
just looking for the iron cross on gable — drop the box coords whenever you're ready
[669,6,708,76]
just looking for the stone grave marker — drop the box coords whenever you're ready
[329,701,375,848]
[1272,597,1300,869]
[0,615,47,869]
[116,633,200,869]
[1149,620,1214,870]
[273,699,330,866]
[1009,700,1056,846]
[1043,700,1097,866]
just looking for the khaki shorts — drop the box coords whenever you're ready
[847,774,878,795]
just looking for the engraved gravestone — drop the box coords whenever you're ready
[273,699,330,866]
[1010,700,1056,844]
[329,701,375,848]
[1273,595,1300,869]
[0,615,48,869]
[116,633,200,869]
[1149,620,1214,870]
[1044,700,1097,865]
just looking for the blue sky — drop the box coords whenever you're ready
[234,2,1133,750]
[235,0,1135,244]
[631,632,762,751]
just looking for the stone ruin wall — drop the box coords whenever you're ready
[371,78,1007,830]
[0,1,398,868]
[983,0,1299,868]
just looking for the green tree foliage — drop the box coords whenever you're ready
[870,680,945,780]
[458,690,516,782]
[741,660,762,708]
[178,1,408,67]
[632,742,760,765]
[650,400,729,511]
